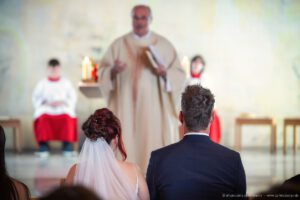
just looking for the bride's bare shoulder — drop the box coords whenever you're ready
[117,161,140,173]
[118,160,137,168]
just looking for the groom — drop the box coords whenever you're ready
[146,85,246,200]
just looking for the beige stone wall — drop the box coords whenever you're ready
[1,0,300,150]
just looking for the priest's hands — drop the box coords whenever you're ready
[111,59,127,80]
[154,64,167,78]
[43,101,66,107]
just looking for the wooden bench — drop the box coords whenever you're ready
[283,118,300,155]
[0,118,23,153]
[234,117,277,154]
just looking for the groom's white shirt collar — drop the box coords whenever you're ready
[184,132,209,137]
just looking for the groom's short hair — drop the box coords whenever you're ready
[181,85,215,131]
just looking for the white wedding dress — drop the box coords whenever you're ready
[74,138,139,200]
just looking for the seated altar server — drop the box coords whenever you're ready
[32,58,77,157]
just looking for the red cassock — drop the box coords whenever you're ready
[34,114,77,142]
[209,111,221,143]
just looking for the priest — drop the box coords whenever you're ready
[99,5,186,171]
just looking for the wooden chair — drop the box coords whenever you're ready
[0,118,23,153]
[234,117,277,153]
[283,118,300,154]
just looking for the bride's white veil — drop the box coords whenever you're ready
[74,138,137,200]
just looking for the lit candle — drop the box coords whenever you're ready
[88,58,92,80]
[81,58,86,80]
[82,56,91,80]
[181,56,190,78]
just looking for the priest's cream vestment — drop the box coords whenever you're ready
[99,32,186,171]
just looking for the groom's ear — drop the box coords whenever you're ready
[179,111,184,124]
[210,111,215,123]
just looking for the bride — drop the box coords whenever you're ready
[65,108,149,200]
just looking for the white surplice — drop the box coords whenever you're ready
[32,78,77,119]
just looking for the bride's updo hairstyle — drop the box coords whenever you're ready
[82,108,127,160]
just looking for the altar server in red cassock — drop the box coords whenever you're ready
[186,55,221,143]
[32,58,77,157]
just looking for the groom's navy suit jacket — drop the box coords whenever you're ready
[146,135,246,200]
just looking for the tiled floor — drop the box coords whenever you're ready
[5,149,300,198]
[6,152,76,197]
[241,149,300,195]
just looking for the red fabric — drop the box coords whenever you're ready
[209,111,221,143]
[47,77,60,82]
[34,114,77,142]
[191,73,201,78]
